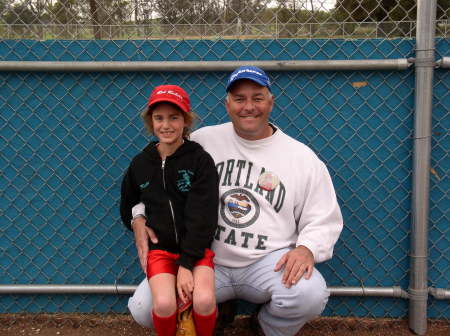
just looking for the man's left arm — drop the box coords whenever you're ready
[275,160,343,287]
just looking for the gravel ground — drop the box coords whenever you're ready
[0,313,448,336]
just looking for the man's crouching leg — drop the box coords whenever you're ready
[258,268,329,336]
[128,277,154,328]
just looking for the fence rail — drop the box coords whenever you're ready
[0,59,413,71]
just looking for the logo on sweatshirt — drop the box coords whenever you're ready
[214,159,286,250]
[177,169,194,192]
[220,189,260,228]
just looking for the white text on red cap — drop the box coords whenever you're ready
[156,90,183,101]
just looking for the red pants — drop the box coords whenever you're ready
[147,249,215,279]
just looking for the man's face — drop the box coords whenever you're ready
[225,79,274,140]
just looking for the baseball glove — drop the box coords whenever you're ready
[176,298,196,336]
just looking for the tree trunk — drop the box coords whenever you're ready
[135,0,139,23]
[89,0,101,39]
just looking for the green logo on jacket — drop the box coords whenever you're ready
[139,181,149,189]
[177,170,194,192]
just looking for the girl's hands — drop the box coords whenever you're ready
[177,266,194,304]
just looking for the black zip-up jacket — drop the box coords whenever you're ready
[120,139,219,270]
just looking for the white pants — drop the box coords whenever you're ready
[128,248,329,336]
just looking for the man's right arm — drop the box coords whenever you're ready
[132,202,146,219]
[130,203,158,274]
[131,202,158,245]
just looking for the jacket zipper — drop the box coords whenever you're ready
[162,159,179,245]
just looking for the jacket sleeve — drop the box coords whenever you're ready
[120,163,141,231]
[177,152,219,270]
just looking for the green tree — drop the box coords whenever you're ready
[153,0,221,25]
[2,1,49,38]
[437,0,450,19]
[46,0,89,37]
[224,0,267,23]
[335,0,449,22]
[88,0,102,38]
[101,0,130,25]
[49,0,82,24]
[334,0,413,36]
[3,1,48,24]
[87,0,130,39]
[274,1,332,37]
[0,0,6,17]
[334,0,449,37]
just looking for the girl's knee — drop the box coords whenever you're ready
[193,291,216,315]
[153,295,177,317]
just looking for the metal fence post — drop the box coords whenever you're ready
[409,0,437,334]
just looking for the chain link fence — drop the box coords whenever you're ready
[0,0,449,333]
[0,0,448,40]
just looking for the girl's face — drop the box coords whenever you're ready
[151,103,186,147]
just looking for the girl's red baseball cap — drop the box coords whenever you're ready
[147,85,190,113]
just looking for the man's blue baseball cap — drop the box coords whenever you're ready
[226,66,271,92]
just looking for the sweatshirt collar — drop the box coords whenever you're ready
[232,123,279,148]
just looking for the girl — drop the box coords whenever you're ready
[120,85,218,336]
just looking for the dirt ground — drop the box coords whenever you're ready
[0,314,448,336]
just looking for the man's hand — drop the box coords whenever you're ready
[132,216,158,274]
[274,245,314,288]
[177,266,194,304]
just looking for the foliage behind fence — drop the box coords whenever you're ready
[0,0,449,40]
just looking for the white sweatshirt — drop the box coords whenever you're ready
[133,122,343,268]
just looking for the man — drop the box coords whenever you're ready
[128,66,343,335]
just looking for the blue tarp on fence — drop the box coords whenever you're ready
[0,38,448,318]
